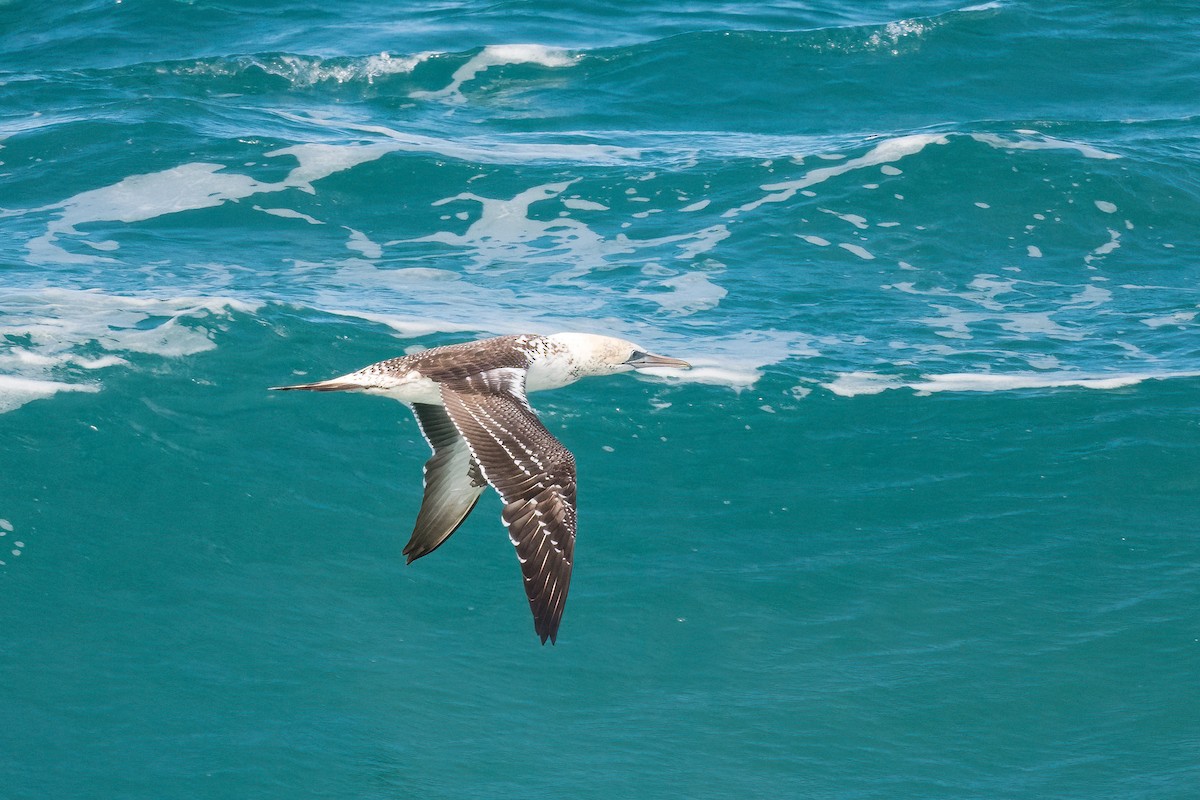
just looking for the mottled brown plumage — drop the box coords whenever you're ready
[273,332,689,643]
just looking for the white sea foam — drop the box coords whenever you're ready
[275,111,642,165]
[887,270,1120,344]
[971,132,1120,160]
[865,18,931,50]
[1067,284,1112,307]
[720,127,1123,221]
[10,97,1164,407]
[1084,229,1121,266]
[416,181,608,268]
[255,206,324,225]
[821,208,869,229]
[633,272,728,315]
[408,180,729,280]
[563,198,610,211]
[1,288,257,356]
[178,51,430,86]
[318,308,484,339]
[26,144,396,263]
[0,376,100,414]
[823,372,905,397]
[26,122,1126,266]
[641,364,760,389]
[909,301,1081,342]
[823,370,1200,397]
[412,44,576,103]
[344,228,383,259]
[0,289,259,413]
[271,143,400,192]
[28,162,265,263]
[727,133,949,217]
[838,243,875,260]
[1141,312,1196,328]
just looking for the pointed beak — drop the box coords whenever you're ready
[625,350,691,369]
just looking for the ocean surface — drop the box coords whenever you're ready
[2,1,1198,797]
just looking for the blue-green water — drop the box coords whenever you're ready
[2,2,1198,797]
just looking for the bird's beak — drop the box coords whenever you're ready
[625,350,691,369]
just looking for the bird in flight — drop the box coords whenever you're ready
[272,332,690,643]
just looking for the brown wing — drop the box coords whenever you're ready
[403,403,486,564]
[438,368,576,644]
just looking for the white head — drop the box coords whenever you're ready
[543,332,691,379]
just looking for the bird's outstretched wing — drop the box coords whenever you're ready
[438,368,576,644]
[403,403,486,563]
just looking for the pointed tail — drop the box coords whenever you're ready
[269,380,363,392]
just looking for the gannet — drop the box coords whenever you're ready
[272,332,690,643]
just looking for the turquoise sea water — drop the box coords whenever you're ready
[3,1,1199,797]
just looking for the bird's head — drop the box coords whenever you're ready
[546,332,691,377]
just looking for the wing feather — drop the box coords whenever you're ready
[438,370,576,644]
[403,403,486,563]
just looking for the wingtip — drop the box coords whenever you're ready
[529,579,568,646]
[536,619,560,645]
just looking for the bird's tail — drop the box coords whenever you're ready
[269,379,363,392]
